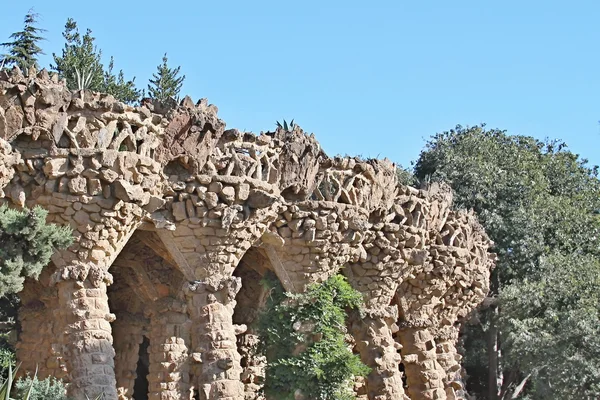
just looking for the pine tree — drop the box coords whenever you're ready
[102,56,141,104]
[0,10,46,73]
[147,53,185,103]
[0,205,72,296]
[51,18,141,104]
[51,18,104,92]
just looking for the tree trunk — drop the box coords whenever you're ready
[487,310,500,400]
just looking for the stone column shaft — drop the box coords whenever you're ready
[57,279,118,400]
[436,333,466,400]
[148,307,191,400]
[113,318,145,400]
[398,327,447,400]
[185,279,244,400]
[352,307,408,400]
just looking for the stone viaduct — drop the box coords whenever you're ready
[0,68,495,400]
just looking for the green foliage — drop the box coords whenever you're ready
[414,124,600,399]
[415,125,600,281]
[51,18,141,103]
[276,119,296,131]
[0,364,31,400]
[0,10,46,73]
[500,252,600,399]
[14,375,69,400]
[102,56,141,104]
[51,18,103,93]
[0,349,14,382]
[0,205,72,297]
[0,363,80,400]
[256,273,370,400]
[147,53,185,103]
[395,164,417,186]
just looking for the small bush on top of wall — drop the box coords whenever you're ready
[255,273,370,400]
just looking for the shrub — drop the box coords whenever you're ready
[14,375,70,400]
[0,348,14,382]
[0,205,73,297]
[256,273,370,400]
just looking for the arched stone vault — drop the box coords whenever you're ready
[0,67,495,400]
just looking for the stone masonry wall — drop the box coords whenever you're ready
[0,67,495,400]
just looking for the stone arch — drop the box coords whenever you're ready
[231,247,278,400]
[109,230,190,400]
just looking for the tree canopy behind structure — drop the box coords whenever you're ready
[414,124,600,399]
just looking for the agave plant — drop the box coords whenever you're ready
[0,364,103,400]
[0,363,35,400]
[275,119,296,131]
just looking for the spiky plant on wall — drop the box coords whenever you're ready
[276,119,297,131]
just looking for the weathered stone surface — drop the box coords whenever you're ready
[0,69,495,400]
[43,158,68,178]
[68,176,87,195]
[113,179,144,202]
[246,189,278,209]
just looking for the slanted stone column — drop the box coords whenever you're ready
[147,298,191,400]
[435,327,465,400]
[398,325,447,400]
[351,306,408,400]
[113,313,146,400]
[184,278,245,400]
[56,269,118,399]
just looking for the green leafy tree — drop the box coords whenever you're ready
[413,125,600,399]
[0,205,72,297]
[0,10,46,73]
[51,18,141,103]
[500,252,600,399]
[147,53,185,103]
[256,274,370,400]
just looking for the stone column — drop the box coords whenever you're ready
[113,314,146,400]
[435,328,466,400]
[351,306,408,400]
[147,298,192,400]
[56,274,118,400]
[398,326,447,400]
[184,278,245,400]
[16,277,66,381]
[17,300,65,380]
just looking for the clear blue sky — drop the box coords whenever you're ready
[2,1,599,168]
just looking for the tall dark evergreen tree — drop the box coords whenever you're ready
[147,53,185,103]
[0,10,46,73]
[51,18,141,103]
